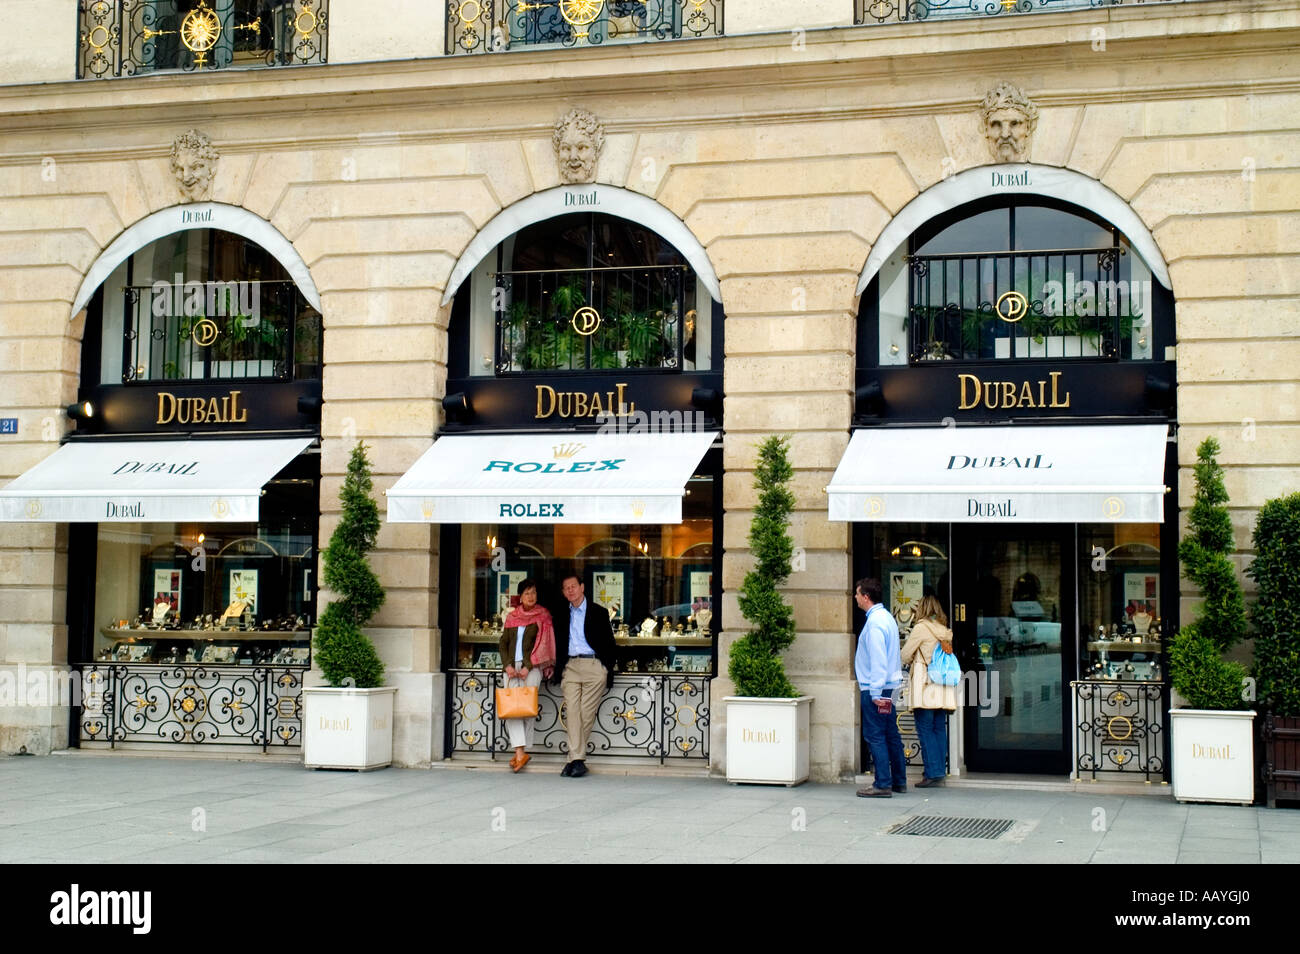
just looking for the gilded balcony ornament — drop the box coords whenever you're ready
[560,0,604,37]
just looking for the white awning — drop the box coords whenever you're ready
[827,424,1167,523]
[0,438,312,523]
[387,431,716,524]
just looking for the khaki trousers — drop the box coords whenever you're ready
[561,657,608,760]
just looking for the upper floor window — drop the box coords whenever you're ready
[855,0,1154,26]
[88,228,321,384]
[77,0,328,79]
[446,0,722,54]
[454,212,713,376]
[873,198,1161,365]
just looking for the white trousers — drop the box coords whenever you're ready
[503,666,543,749]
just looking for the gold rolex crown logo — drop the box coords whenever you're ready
[631,500,646,518]
[553,442,585,459]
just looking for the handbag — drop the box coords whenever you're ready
[927,642,962,687]
[495,685,539,719]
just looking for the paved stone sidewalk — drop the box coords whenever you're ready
[2,754,1298,864]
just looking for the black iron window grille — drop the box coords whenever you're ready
[77,0,328,78]
[80,664,306,748]
[1072,679,1167,781]
[449,670,710,761]
[494,265,688,374]
[855,0,1159,25]
[446,0,722,54]
[119,279,318,382]
[906,246,1140,362]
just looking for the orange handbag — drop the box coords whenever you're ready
[495,685,539,719]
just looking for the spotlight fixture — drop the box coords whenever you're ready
[65,400,94,421]
[855,380,884,416]
[297,394,324,415]
[442,391,471,422]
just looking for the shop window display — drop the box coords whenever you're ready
[1078,523,1163,682]
[456,476,715,675]
[92,469,318,666]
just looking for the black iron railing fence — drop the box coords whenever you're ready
[494,265,688,374]
[856,0,1195,25]
[80,664,306,748]
[120,280,319,382]
[907,246,1139,362]
[78,0,328,79]
[446,0,722,53]
[449,670,710,761]
[1072,679,1168,781]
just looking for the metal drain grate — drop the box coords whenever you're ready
[888,815,1016,840]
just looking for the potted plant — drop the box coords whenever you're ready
[724,435,812,785]
[1168,437,1254,804]
[303,441,395,770]
[1249,492,1300,807]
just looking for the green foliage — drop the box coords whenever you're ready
[1171,437,1250,710]
[1169,628,1249,712]
[728,436,799,698]
[1248,492,1300,716]
[313,442,386,688]
[1177,437,1246,654]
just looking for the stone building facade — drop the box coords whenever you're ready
[0,0,1296,781]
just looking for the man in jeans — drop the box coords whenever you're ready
[854,577,908,797]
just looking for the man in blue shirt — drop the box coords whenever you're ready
[553,572,616,777]
[854,577,908,797]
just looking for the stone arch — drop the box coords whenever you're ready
[70,202,321,319]
[440,184,722,307]
[855,164,1173,296]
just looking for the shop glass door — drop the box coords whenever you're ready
[954,525,1074,774]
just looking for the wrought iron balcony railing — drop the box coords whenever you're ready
[120,280,320,382]
[906,246,1145,362]
[78,0,328,79]
[494,265,689,374]
[446,0,722,54]
[856,0,1196,25]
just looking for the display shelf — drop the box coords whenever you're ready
[615,634,712,646]
[1085,641,1162,653]
[101,627,310,642]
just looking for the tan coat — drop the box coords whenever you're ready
[901,619,959,711]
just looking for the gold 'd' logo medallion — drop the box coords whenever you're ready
[995,291,1029,323]
[571,307,601,336]
[192,318,220,347]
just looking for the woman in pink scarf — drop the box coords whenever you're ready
[498,577,556,772]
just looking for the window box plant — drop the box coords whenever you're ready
[303,441,395,770]
[1169,437,1255,804]
[724,435,812,785]
[1249,492,1300,807]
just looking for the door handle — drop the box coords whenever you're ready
[955,603,967,622]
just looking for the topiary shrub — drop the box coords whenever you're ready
[1249,492,1300,717]
[313,441,386,689]
[728,435,799,699]
[1170,437,1250,710]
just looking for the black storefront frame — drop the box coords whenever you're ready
[852,194,1178,779]
[61,228,324,750]
[438,214,725,759]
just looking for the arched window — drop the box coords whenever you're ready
[871,197,1165,365]
[84,228,321,385]
[454,211,713,377]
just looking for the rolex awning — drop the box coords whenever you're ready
[827,424,1167,524]
[0,437,312,523]
[387,431,716,524]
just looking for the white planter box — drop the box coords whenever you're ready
[302,686,397,771]
[1170,708,1256,805]
[724,696,812,786]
